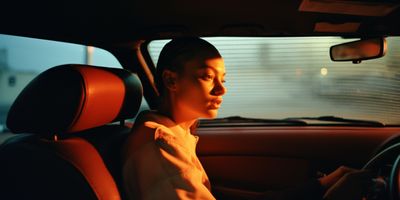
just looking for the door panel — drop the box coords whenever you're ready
[196,126,400,199]
[201,156,310,191]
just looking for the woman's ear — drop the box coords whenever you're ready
[162,70,178,92]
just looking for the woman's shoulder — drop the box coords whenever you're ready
[133,111,180,139]
[123,111,174,152]
[134,111,190,141]
[135,110,175,129]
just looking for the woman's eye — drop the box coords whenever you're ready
[203,74,214,80]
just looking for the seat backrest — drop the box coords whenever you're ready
[0,64,142,200]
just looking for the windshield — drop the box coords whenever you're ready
[148,37,400,125]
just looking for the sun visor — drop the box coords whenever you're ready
[299,0,400,16]
[314,22,360,33]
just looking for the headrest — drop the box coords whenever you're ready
[7,64,143,136]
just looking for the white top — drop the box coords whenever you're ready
[122,111,215,200]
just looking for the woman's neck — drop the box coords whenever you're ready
[157,101,197,132]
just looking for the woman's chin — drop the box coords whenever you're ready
[202,109,219,119]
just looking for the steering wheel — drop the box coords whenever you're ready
[362,143,400,200]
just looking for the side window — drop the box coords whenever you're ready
[0,34,148,132]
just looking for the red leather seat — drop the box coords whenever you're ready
[0,64,143,200]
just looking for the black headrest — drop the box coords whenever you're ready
[7,64,143,136]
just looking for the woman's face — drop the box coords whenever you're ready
[173,54,227,120]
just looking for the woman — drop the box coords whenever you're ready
[122,37,371,200]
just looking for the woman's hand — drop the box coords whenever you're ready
[319,166,356,188]
[320,166,373,200]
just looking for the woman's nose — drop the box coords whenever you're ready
[212,80,227,96]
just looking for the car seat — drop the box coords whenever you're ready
[0,64,143,200]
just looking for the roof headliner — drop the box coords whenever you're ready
[2,0,400,48]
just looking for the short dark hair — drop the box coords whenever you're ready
[155,37,221,97]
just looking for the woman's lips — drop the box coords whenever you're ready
[209,98,223,109]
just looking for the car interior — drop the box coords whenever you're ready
[1,0,400,200]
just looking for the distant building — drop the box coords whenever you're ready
[0,71,37,106]
[0,49,38,126]
[0,48,8,70]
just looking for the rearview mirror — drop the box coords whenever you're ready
[330,38,387,64]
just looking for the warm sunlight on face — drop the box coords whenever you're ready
[174,56,227,120]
